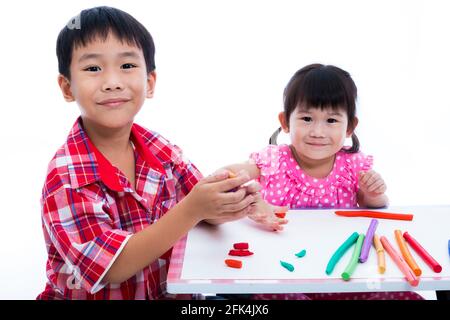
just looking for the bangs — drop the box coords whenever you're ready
[71,13,142,50]
[293,67,350,111]
[57,6,155,78]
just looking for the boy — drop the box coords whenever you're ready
[37,6,262,300]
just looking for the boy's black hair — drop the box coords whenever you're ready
[281,64,360,153]
[57,6,155,79]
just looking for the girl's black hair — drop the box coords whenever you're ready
[56,6,155,79]
[271,64,359,153]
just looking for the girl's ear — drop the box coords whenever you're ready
[278,112,289,133]
[146,71,157,98]
[347,116,359,137]
[58,75,75,102]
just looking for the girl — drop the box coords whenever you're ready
[225,64,423,300]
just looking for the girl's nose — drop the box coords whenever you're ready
[309,122,326,137]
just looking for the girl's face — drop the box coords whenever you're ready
[279,104,356,162]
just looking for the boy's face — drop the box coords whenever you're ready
[58,33,155,131]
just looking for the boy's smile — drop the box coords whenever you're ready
[58,32,155,132]
[97,97,132,108]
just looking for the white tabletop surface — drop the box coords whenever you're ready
[167,206,450,293]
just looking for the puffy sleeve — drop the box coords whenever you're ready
[349,151,373,173]
[41,188,132,294]
[249,145,283,178]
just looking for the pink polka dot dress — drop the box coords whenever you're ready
[249,144,373,209]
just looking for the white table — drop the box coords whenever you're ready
[167,206,450,294]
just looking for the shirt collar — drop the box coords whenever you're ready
[65,117,166,192]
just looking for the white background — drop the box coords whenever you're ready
[0,0,449,299]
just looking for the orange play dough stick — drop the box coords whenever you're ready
[225,259,242,269]
[228,171,237,178]
[394,230,422,276]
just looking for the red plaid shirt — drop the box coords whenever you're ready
[37,118,202,299]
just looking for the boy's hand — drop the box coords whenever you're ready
[184,169,256,224]
[247,194,289,231]
[358,170,387,197]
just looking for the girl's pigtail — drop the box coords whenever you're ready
[269,127,282,145]
[344,133,360,153]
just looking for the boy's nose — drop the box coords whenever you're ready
[102,82,124,91]
[101,74,124,91]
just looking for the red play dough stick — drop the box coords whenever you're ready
[228,249,254,256]
[275,212,286,218]
[335,210,413,221]
[233,242,249,250]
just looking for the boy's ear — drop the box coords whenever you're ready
[278,112,289,133]
[347,116,359,137]
[57,75,75,102]
[146,71,157,98]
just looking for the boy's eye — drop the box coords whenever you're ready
[84,66,101,72]
[121,63,137,69]
[327,118,338,123]
[300,116,312,122]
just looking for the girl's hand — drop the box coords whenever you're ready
[358,170,387,197]
[247,194,289,231]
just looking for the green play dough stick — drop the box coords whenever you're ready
[326,232,359,275]
[295,249,306,258]
[280,260,294,272]
[342,233,365,281]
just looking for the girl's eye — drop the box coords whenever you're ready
[327,118,338,123]
[121,63,137,69]
[301,117,312,122]
[84,66,101,72]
